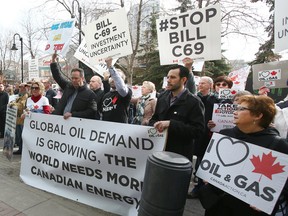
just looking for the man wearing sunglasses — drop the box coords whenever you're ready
[50,53,97,120]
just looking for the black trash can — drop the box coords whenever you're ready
[138,151,192,216]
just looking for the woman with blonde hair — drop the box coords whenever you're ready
[131,81,157,125]
[25,81,50,114]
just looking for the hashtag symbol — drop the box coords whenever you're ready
[159,19,169,32]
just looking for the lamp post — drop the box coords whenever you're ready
[71,0,82,46]
[71,0,82,68]
[11,33,24,83]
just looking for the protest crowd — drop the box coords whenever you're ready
[1,53,288,216]
[0,2,288,216]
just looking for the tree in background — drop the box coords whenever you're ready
[250,0,281,65]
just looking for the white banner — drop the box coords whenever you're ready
[156,4,221,65]
[197,133,288,214]
[74,38,118,77]
[275,0,288,52]
[83,8,132,64]
[210,103,236,132]
[20,113,166,216]
[44,19,76,56]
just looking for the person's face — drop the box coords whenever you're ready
[71,71,84,88]
[198,78,211,93]
[215,81,229,93]
[0,84,4,92]
[31,84,41,96]
[166,69,185,92]
[43,82,50,90]
[233,102,256,127]
[89,77,101,90]
[19,85,26,93]
[141,84,151,96]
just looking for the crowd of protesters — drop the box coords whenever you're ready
[0,54,288,216]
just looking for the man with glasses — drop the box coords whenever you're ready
[9,83,29,154]
[50,53,97,120]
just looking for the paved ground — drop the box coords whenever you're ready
[0,138,205,216]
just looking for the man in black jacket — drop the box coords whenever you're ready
[0,83,9,138]
[149,65,205,161]
[89,75,104,120]
[50,53,97,120]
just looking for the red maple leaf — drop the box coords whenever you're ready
[231,90,237,95]
[34,105,39,109]
[271,71,277,76]
[250,151,285,181]
[112,96,118,104]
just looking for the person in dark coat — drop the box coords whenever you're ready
[50,53,97,120]
[204,95,288,216]
[42,79,58,110]
[0,83,9,138]
[89,75,104,120]
[149,65,205,161]
[100,57,132,123]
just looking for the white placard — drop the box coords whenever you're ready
[218,89,238,100]
[20,113,166,216]
[28,58,39,80]
[197,133,288,214]
[228,66,251,91]
[44,19,75,55]
[3,106,17,160]
[210,103,236,132]
[156,4,221,65]
[74,38,118,77]
[275,0,288,52]
[83,8,132,64]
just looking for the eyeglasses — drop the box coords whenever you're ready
[236,105,252,111]
[215,82,228,87]
[31,87,40,90]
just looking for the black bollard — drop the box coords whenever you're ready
[138,151,192,216]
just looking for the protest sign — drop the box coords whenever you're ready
[156,4,221,65]
[228,66,251,91]
[197,133,288,214]
[252,60,288,90]
[3,106,17,160]
[74,38,118,77]
[44,19,75,56]
[210,103,236,132]
[218,88,238,100]
[275,0,288,53]
[20,113,166,216]
[83,8,132,64]
[28,58,39,80]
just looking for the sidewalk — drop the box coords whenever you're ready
[0,138,205,216]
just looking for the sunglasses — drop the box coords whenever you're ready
[236,105,252,111]
[215,82,228,87]
[31,87,40,90]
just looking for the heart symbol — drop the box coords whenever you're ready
[103,98,112,107]
[222,89,231,96]
[261,71,270,78]
[216,137,249,167]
